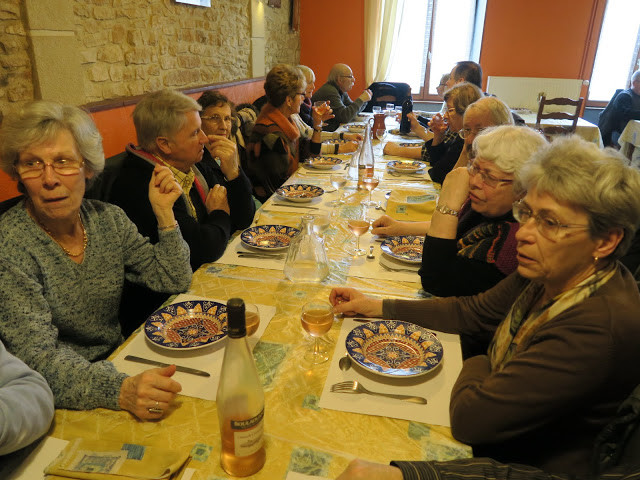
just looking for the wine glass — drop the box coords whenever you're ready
[385,103,395,115]
[328,173,347,206]
[347,216,371,256]
[372,105,382,114]
[362,174,379,206]
[301,301,334,364]
[312,213,331,236]
[245,303,260,336]
[314,101,330,128]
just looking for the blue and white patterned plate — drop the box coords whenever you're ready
[380,235,424,264]
[389,128,418,137]
[240,224,300,251]
[346,320,443,377]
[307,156,342,170]
[276,184,324,203]
[144,300,227,350]
[323,138,351,145]
[387,160,427,173]
[345,123,366,133]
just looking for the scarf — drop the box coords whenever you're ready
[488,263,618,371]
[251,103,301,176]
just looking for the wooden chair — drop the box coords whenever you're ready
[535,95,584,139]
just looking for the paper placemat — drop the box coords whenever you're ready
[319,318,462,426]
[215,235,286,270]
[111,294,276,401]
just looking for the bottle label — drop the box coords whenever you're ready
[230,409,264,457]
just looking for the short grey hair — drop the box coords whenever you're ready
[632,70,640,83]
[297,65,315,85]
[517,135,640,261]
[328,63,349,83]
[0,100,104,185]
[465,96,514,127]
[473,126,547,195]
[133,89,201,151]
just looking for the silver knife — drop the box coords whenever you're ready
[124,355,211,377]
[270,202,320,210]
[237,251,285,258]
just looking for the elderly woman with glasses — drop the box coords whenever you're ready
[331,136,640,476]
[0,101,192,421]
[384,82,483,183]
[247,64,332,202]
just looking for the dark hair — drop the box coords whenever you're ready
[264,64,305,108]
[197,90,234,114]
[453,61,483,89]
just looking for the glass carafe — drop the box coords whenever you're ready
[347,140,362,181]
[283,215,330,283]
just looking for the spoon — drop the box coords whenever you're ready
[367,245,375,259]
[339,354,352,371]
[375,202,386,212]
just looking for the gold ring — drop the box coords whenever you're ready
[148,401,163,414]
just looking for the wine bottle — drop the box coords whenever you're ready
[399,98,413,134]
[217,298,266,476]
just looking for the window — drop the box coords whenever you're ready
[385,0,483,100]
[589,0,640,103]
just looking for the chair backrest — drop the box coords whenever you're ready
[363,82,412,113]
[535,95,584,139]
[0,195,24,216]
[84,152,127,202]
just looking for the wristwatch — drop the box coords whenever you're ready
[435,203,459,217]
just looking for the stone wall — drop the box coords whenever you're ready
[0,0,300,115]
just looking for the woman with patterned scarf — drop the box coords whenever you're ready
[329,136,640,477]
[247,64,331,203]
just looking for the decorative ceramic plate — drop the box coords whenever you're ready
[389,128,418,137]
[323,139,351,145]
[240,224,300,251]
[345,123,366,133]
[387,160,427,173]
[275,184,324,202]
[380,235,424,264]
[346,320,443,377]
[307,156,342,170]
[144,300,227,350]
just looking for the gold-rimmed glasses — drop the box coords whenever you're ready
[512,199,590,240]
[467,160,514,188]
[15,158,84,180]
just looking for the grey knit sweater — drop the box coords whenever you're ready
[0,199,192,411]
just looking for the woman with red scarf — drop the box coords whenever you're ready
[248,64,330,202]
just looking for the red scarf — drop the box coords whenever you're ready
[251,104,300,176]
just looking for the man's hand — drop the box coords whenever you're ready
[149,165,182,227]
[205,184,230,214]
[358,89,373,102]
[329,287,383,318]
[207,134,239,180]
[338,140,360,153]
[336,459,403,480]
[119,365,182,420]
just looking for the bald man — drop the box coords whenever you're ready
[311,63,372,131]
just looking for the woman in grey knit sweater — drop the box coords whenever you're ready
[0,101,192,421]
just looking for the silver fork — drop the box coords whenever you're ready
[379,263,419,274]
[331,380,427,404]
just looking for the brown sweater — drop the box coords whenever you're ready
[383,266,640,476]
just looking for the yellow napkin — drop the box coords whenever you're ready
[45,438,190,480]
[386,188,437,222]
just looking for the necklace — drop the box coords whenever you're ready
[30,207,88,257]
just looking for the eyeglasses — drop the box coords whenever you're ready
[200,114,233,124]
[459,127,486,139]
[467,160,513,188]
[512,199,590,240]
[445,107,458,116]
[339,75,355,79]
[15,158,84,180]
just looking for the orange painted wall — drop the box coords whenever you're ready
[300,0,366,94]
[0,172,19,201]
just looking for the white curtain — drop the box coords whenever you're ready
[364,0,404,86]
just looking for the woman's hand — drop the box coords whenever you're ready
[205,184,230,214]
[207,134,239,180]
[336,459,403,480]
[343,132,363,142]
[119,365,182,420]
[311,105,335,129]
[438,167,470,211]
[329,287,383,318]
[149,165,182,227]
[371,215,402,236]
[383,142,401,156]
[338,141,360,153]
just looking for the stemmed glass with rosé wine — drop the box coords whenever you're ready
[314,101,331,128]
[361,174,379,207]
[328,173,348,206]
[301,301,334,364]
[347,216,371,256]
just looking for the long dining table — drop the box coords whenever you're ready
[10,117,472,480]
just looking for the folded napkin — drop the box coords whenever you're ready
[44,438,189,480]
[386,188,437,222]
